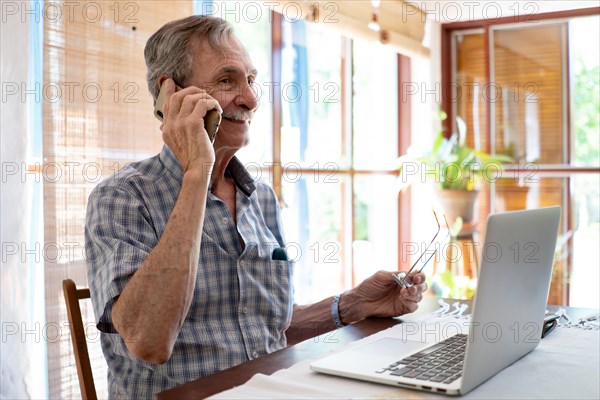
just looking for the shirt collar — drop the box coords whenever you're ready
[225,156,256,197]
[159,144,256,197]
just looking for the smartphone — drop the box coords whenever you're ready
[153,82,221,143]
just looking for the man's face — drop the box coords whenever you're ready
[187,36,259,150]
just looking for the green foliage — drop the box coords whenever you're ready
[573,61,600,166]
[398,116,513,191]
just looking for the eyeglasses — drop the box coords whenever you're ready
[394,210,450,288]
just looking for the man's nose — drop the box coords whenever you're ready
[233,82,259,111]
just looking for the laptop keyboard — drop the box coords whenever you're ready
[376,334,467,384]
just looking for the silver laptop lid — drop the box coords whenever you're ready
[461,206,561,394]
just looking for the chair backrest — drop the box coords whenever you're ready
[62,279,98,400]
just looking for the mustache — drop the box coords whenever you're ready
[222,109,254,122]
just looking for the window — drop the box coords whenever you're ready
[276,19,402,303]
[443,9,600,307]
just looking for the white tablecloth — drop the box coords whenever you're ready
[210,313,599,399]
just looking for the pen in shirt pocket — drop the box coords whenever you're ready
[271,247,288,261]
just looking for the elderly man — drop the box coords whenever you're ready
[85,15,426,398]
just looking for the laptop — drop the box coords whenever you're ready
[311,206,561,395]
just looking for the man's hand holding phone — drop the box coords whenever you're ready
[155,78,222,174]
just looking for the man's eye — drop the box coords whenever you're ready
[219,78,231,84]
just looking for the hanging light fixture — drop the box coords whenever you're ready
[368,0,381,32]
[367,0,389,43]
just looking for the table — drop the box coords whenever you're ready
[157,297,597,399]
[157,318,401,399]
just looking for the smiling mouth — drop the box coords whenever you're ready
[223,117,249,124]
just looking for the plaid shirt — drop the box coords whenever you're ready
[85,145,293,399]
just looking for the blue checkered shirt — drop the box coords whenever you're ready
[85,145,294,399]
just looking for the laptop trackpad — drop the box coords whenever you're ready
[354,337,427,356]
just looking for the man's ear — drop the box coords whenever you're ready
[157,76,169,88]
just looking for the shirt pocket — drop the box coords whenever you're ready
[270,259,294,335]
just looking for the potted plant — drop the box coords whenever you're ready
[398,113,513,224]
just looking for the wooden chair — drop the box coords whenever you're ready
[63,279,98,400]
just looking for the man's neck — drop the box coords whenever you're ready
[210,153,239,231]
[210,147,236,192]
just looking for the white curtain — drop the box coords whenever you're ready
[0,4,47,399]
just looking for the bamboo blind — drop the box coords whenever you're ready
[42,2,192,397]
[456,33,488,153]
[492,24,565,164]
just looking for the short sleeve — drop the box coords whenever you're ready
[85,184,157,333]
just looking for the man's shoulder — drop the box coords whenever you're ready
[252,180,282,215]
[92,153,166,196]
[254,179,277,200]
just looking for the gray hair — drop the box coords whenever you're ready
[144,15,234,101]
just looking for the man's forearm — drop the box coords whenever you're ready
[111,170,211,364]
[286,291,365,346]
[286,298,336,345]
